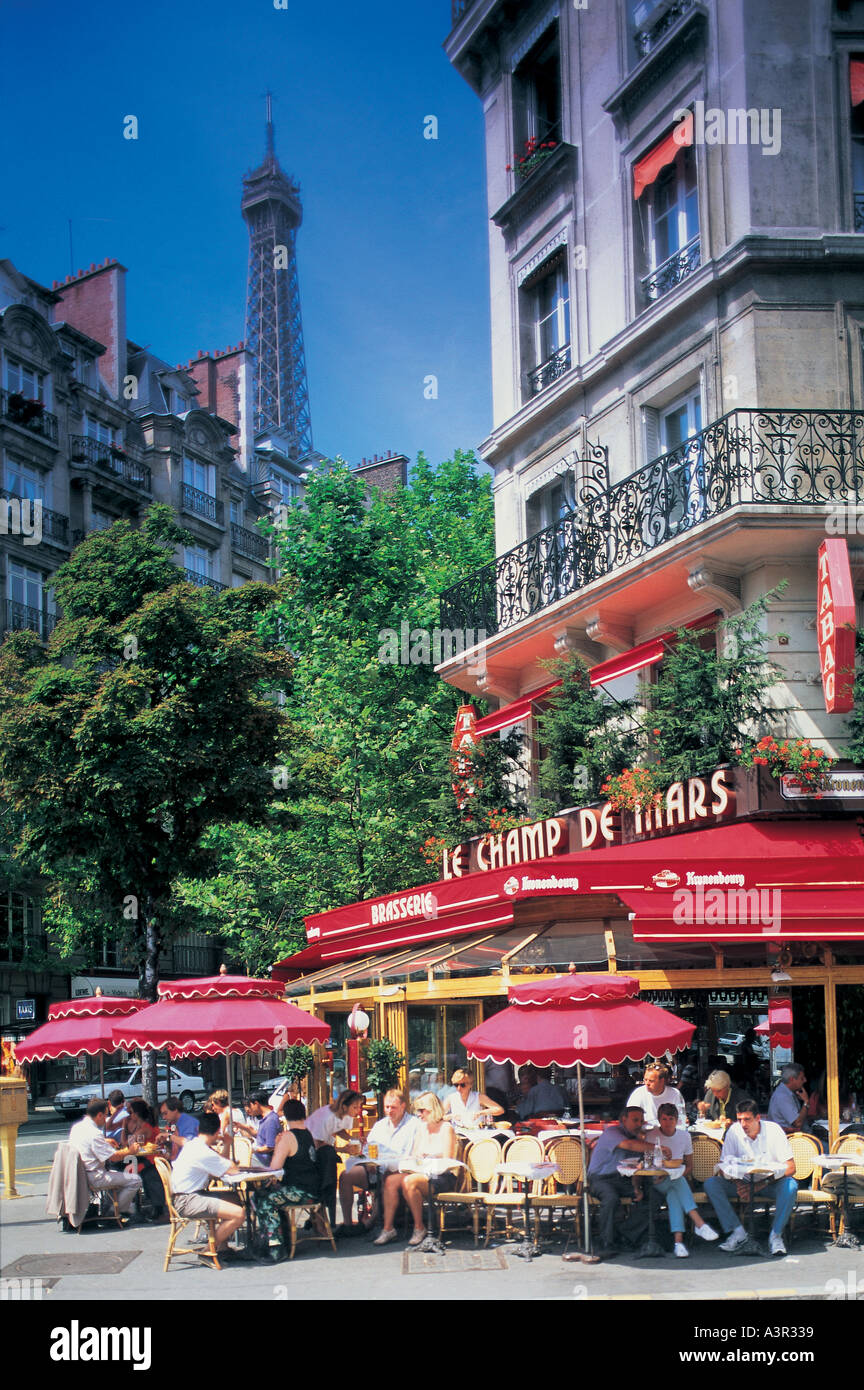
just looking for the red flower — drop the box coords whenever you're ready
[652,728,661,737]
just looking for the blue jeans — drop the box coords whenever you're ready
[657,1175,698,1234]
[703,1175,798,1237]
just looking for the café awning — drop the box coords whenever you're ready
[619,885,864,941]
[474,679,562,736]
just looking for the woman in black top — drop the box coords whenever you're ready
[252,1100,321,1260]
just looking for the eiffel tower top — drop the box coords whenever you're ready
[241,93,301,217]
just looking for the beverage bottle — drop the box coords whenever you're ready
[653,1139,663,1170]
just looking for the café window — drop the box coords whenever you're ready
[406,1003,479,1095]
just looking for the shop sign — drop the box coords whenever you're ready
[708,989,768,1007]
[15,999,35,1022]
[816,539,856,713]
[781,769,864,800]
[442,766,735,877]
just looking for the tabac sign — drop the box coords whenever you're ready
[817,539,856,714]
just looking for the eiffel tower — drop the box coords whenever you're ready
[241,95,313,463]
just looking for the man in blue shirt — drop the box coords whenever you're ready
[767,1064,811,1134]
[160,1096,200,1159]
[247,1092,281,1163]
[587,1106,671,1257]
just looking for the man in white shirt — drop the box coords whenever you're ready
[627,1062,686,1128]
[68,1098,143,1215]
[171,1112,245,1261]
[337,1089,420,1232]
[703,1098,797,1256]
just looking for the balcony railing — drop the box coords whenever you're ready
[855,192,864,233]
[182,568,228,592]
[2,599,57,641]
[440,409,864,637]
[0,489,68,544]
[528,344,572,396]
[641,236,701,302]
[231,522,269,562]
[1,390,59,443]
[182,483,224,525]
[69,435,151,491]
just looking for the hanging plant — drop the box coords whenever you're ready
[737,736,835,794]
[600,765,666,813]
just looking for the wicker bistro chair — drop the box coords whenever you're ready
[483,1136,546,1246]
[832,1135,864,1238]
[788,1132,837,1240]
[279,1200,338,1260]
[435,1138,501,1247]
[154,1155,222,1272]
[689,1133,723,1205]
[48,1144,124,1234]
[529,1137,584,1245]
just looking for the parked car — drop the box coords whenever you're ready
[716,1033,745,1051]
[52,1064,206,1117]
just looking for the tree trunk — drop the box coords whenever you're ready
[139,910,161,1111]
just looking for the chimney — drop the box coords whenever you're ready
[53,261,128,399]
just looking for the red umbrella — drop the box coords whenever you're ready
[15,990,145,1097]
[754,997,793,1049]
[461,972,695,1257]
[111,968,329,1153]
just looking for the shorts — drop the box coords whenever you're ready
[173,1190,238,1220]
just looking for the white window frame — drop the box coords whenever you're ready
[659,388,705,531]
[183,543,214,578]
[183,456,215,497]
[534,261,571,368]
[4,354,48,406]
[84,415,115,446]
[645,145,699,273]
[4,454,50,507]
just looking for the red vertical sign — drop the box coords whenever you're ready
[816,539,856,714]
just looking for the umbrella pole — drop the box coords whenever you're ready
[225,1052,234,1161]
[100,1055,104,1100]
[578,1061,590,1255]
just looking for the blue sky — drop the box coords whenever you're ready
[1,0,491,470]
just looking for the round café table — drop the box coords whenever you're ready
[493,1160,559,1260]
[621,1164,671,1259]
[397,1156,466,1255]
[814,1154,861,1250]
[222,1168,282,1255]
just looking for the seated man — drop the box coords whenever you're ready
[68,1097,143,1218]
[696,1070,747,1130]
[703,1098,798,1256]
[337,1089,420,1232]
[170,1111,246,1262]
[160,1096,200,1160]
[627,1062,686,1128]
[247,1092,281,1165]
[104,1090,129,1143]
[767,1064,811,1134]
[586,1106,670,1257]
[515,1068,567,1119]
[645,1103,718,1256]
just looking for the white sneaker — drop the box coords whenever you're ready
[719,1227,748,1252]
[769,1231,787,1257]
[373,1228,398,1246]
[695,1223,719,1242]
[674,1243,690,1258]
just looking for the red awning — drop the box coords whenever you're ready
[589,636,666,687]
[621,886,864,941]
[474,679,562,736]
[633,113,693,199]
[851,56,864,107]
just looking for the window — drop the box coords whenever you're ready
[91,509,116,532]
[84,416,115,446]
[526,475,575,534]
[5,561,54,637]
[163,384,187,415]
[851,57,864,230]
[513,28,562,153]
[660,391,702,453]
[184,544,214,579]
[637,140,700,302]
[525,259,571,396]
[0,892,42,962]
[643,389,705,536]
[4,457,50,506]
[4,356,46,404]
[266,470,299,505]
[183,456,215,497]
[230,500,243,526]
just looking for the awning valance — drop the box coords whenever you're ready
[633,112,693,199]
[474,678,562,736]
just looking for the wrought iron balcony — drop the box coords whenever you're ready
[182,482,224,525]
[855,192,864,232]
[2,600,56,641]
[641,236,701,302]
[69,435,151,491]
[440,409,864,638]
[1,390,59,443]
[231,522,269,562]
[528,345,572,397]
[633,0,696,58]
[0,489,68,544]
[182,567,228,592]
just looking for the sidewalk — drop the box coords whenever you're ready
[1,1186,860,1302]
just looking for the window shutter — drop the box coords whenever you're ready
[642,406,660,464]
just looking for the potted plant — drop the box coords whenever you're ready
[506,136,559,183]
[737,735,835,796]
[363,1038,405,1115]
[280,1042,315,1099]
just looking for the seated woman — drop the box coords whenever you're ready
[374,1092,458,1248]
[122,1098,165,1220]
[442,1069,504,1127]
[251,1100,323,1262]
[306,1090,364,1226]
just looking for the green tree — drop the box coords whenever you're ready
[533,654,640,813]
[0,507,291,1103]
[842,630,864,764]
[174,455,524,959]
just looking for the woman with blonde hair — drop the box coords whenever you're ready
[374,1092,458,1247]
[442,1068,504,1126]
